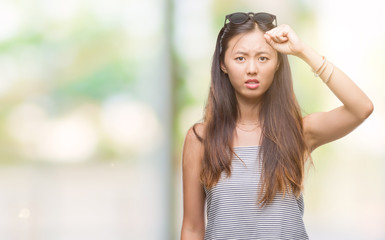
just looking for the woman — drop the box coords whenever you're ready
[181,12,373,239]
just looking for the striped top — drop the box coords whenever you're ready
[203,146,308,240]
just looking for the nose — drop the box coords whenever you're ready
[246,59,258,75]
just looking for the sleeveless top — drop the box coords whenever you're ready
[203,146,309,240]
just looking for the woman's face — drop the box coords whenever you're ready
[221,28,279,102]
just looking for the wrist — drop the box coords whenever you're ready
[296,45,324,68]
[295,43,313,59]
[292,41,307,57]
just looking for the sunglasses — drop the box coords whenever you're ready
[224,12,277,27]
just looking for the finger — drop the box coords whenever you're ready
[270,32,286,43]
[278,35,288,42]
[264,33,276,47]
[264,34,282,52]
[266,27,288,43]
[268,32,281,43]
[266,25,282,34]
[273,28,287,37]
[264,33,272,44]
[265,28,278,37]
[269,29,286,42]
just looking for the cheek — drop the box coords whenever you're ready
[260,64,277,78]
[267,68,277,79]
[226,64,244,79]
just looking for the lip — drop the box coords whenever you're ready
[245,79,260,89]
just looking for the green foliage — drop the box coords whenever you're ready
[53,60,134,101]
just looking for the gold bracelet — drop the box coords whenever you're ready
[317,60,328,77]
[312,56,326,77]
[324,63,334,84]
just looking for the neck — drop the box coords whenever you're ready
[236,95,262,124]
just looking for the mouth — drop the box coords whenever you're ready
[245,79,260,89]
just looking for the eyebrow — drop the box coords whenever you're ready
[233,51,270,55]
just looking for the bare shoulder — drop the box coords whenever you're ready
[183,122,206,161]
[189,122,206,137]
[184,122,205,145]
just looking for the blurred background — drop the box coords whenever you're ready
[0,0,384,239]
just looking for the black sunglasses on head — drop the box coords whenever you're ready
[224,12,277,27]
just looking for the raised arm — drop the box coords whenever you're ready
[180,124,206,240]
[264,24,374,151]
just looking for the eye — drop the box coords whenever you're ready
[259,56,269,62]
[235,56,245,62]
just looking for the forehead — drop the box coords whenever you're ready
[226,30,276,55]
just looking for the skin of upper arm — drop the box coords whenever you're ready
[303,103,373,152]
[181,124,206,239]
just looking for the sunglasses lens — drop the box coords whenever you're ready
[228,13,248,24]
[254,13,275,24]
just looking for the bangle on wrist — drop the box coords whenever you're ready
[312,56,326,77]
[324,63,334,84]
[317,60,328,77]
[311,55,334,84]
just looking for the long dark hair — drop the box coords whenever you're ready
[193,18,308,207]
